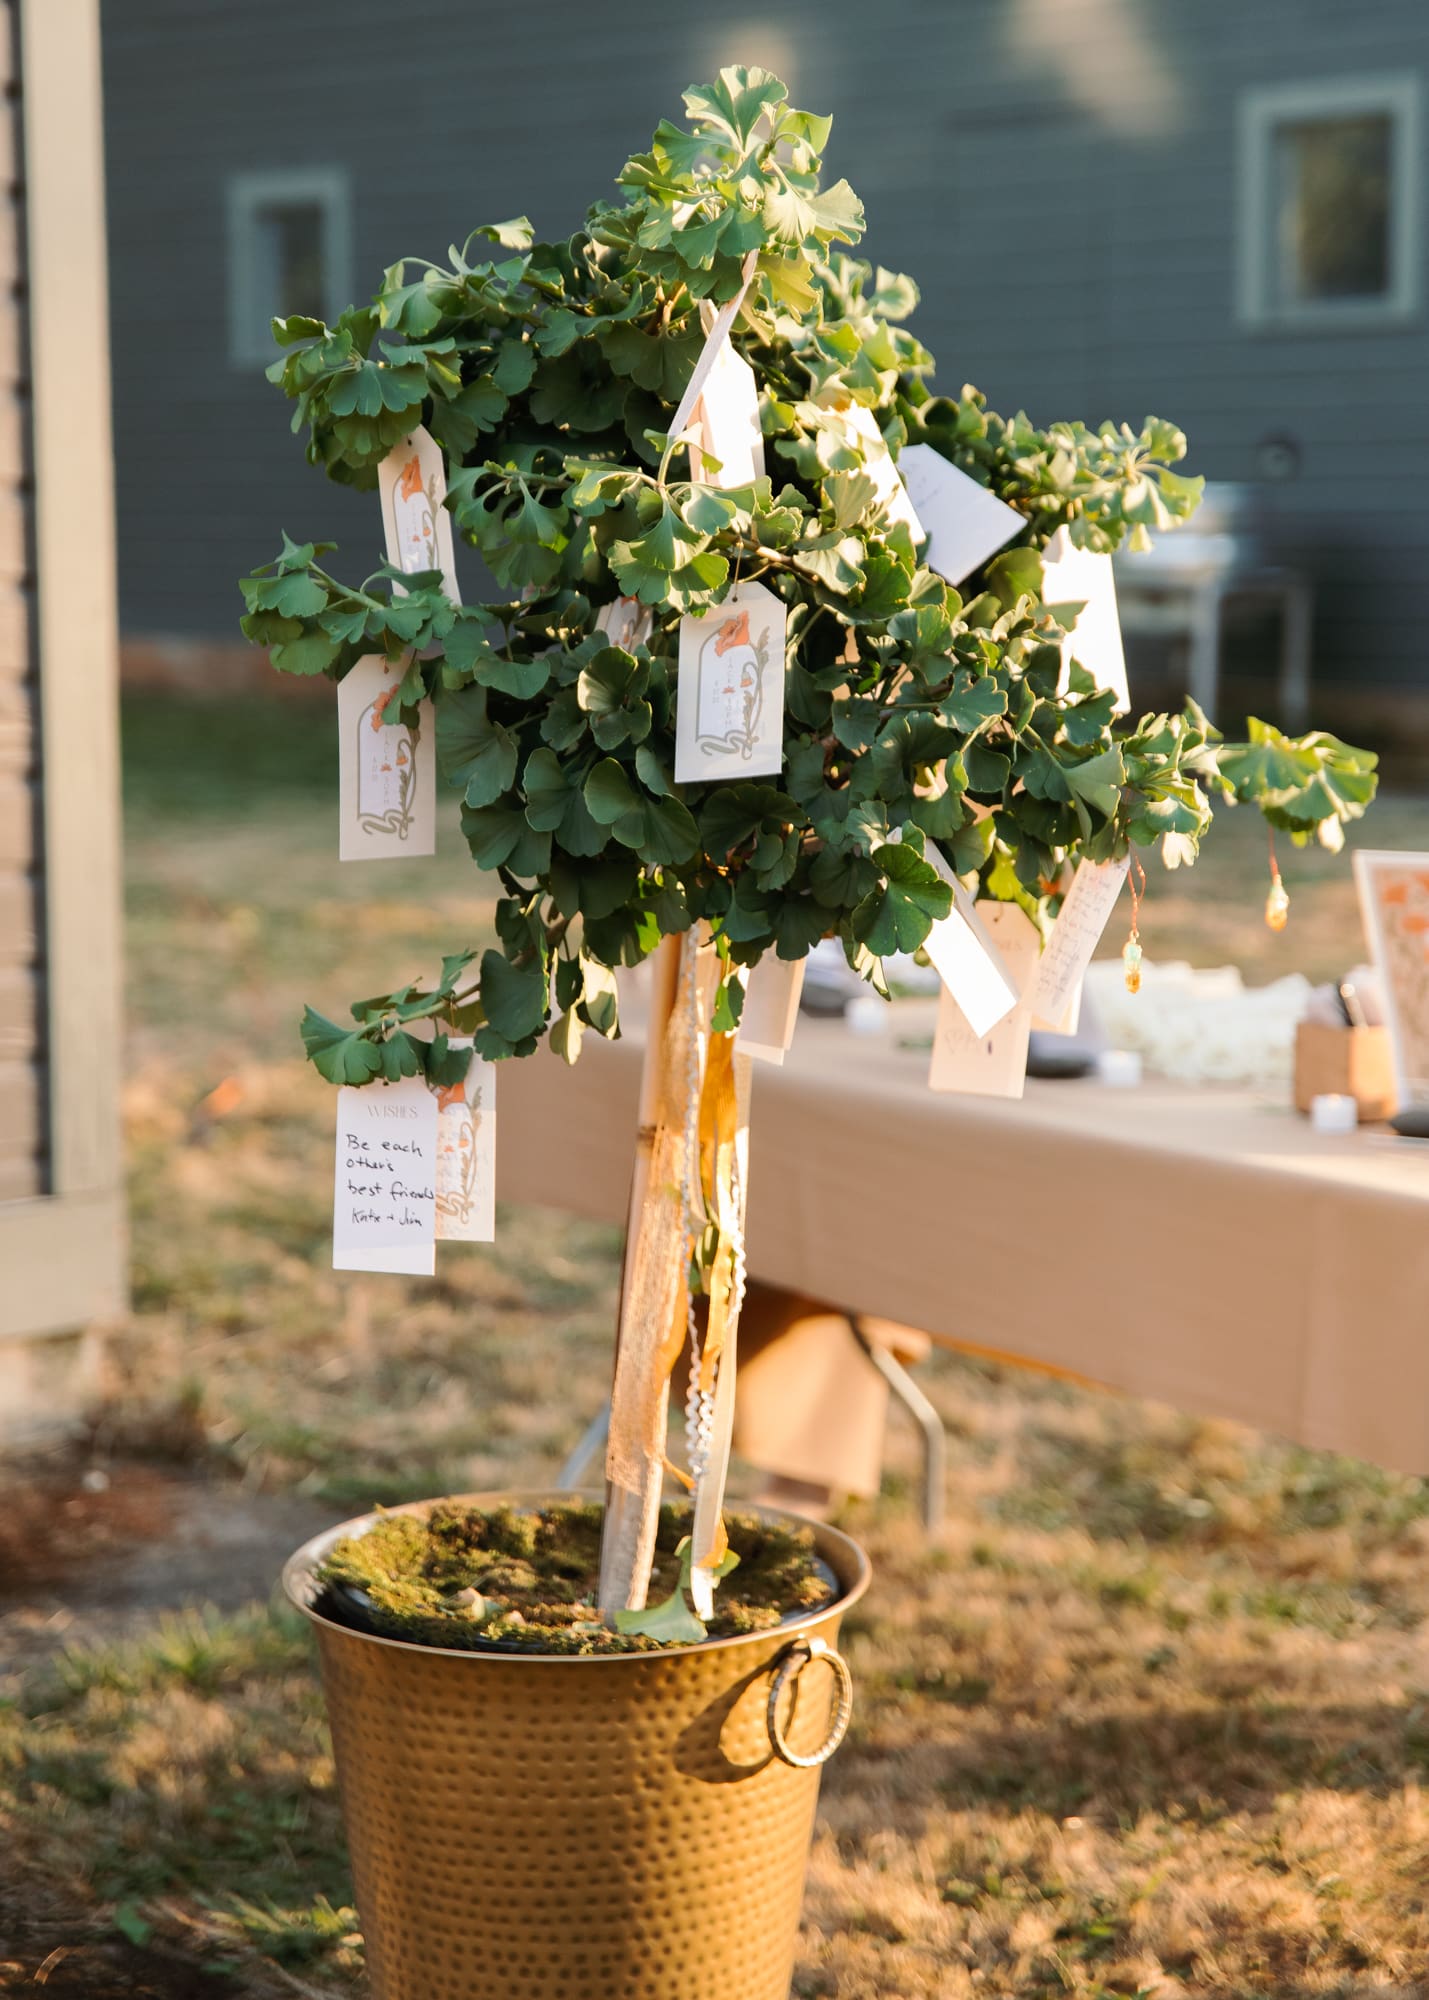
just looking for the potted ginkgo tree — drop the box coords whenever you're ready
[239,66,1377,2000]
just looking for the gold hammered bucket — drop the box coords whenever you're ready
[282,1491,871,2000]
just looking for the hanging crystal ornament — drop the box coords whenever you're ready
[1122,852,1147,994]
[1122,934,1143,994]
[1265,834,1290,932]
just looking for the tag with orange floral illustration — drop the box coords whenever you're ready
[434,1035,496,1242]
[1354,851,1429,1109]
[336,654,436,861]
[377,425,462,601]
[674,580,787,783]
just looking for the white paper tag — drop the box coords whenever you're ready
[436,1037,496,1242]
[929,903,1040,1098]
[337,654,437,861]
[688,337,765,489]
[667,250,760,441]
[1031,857,1131,1024]
[898,443,1024,586]
[736,956,804,1064]
[675,579,787,783]
[1033,975,1084,1038]
[831,404,923,542]
[922,847,1021,1038]
[594,596,655,649]
[1041,527,1128,712]
[378,426,461,601]
[333,1075,438,1274]
[1353,850,1429,1108]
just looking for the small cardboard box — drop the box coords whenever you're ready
[1293,1021,1395,1122]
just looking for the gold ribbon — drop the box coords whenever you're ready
[602,928,754,1611]
[691,1029,753,1579]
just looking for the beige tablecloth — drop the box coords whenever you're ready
[500,1003,1429,1475]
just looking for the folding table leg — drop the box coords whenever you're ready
[559,1402,611,1491]
[1279,575,1313,733]
[850,1319,946,1536]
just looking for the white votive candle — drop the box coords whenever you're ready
[1311,1092,1358,1134]
[1098,1048,1143,1089]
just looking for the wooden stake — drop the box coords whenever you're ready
[597,933,684,1616]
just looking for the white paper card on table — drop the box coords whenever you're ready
[1041,526,1128,712]
[928,903,1041,1099]
[435,1037,496,1242]
[667,250,760,441]
[337,654,436,861]
[1353,850,1429,1109]
[737,956,804,1065]
[675,579,787,783]
[1031,856,1130,1024]
[333,1075,438,1274]
[688,335,765,489]
[897,443,1024,585]
[831,404,924,542]
[378,426,461,601]
[921,845,1021,1038]
[594,596,655,650]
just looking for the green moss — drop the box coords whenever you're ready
[315,1501,835,1655]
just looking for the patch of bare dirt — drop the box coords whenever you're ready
[0,1893,239,1997]
[0,1459,342,1673]
[0,1464,177,1595]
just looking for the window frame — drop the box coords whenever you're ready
[227,167,352,367]
[1236,74,1422,332]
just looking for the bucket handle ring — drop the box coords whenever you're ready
[766,1636,854,1768]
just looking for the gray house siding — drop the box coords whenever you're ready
[102,0,1429,699]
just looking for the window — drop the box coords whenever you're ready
[1237,77,1420,329]
[228,170,351,366]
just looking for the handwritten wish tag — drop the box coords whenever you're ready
[337,654,436,861]
[675,580,787,783]
[1033,977,1084,1038]
[922,847,1021,1038]
[1031,857,1130,1024]
[898,443,1024,586]
[333,1075,438,1274]
[736,955,804,1065]
[668,249,760,442]
[688,335,765,490]
[832,404,924,542]
[929,903,1040,1099]
[378,426,461,601]
[594,596,655,649]
[436,1037,496,1243]
[1041,527,1128,712]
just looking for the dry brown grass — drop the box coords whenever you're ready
[5,695,1429,1997]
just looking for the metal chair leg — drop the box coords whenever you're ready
[850,1318,945,1535]
[1279,574,1314,733]
[1187,582,1223,722]
[559,1402,610,1490]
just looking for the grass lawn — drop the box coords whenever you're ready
[3,691,1429,1997]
